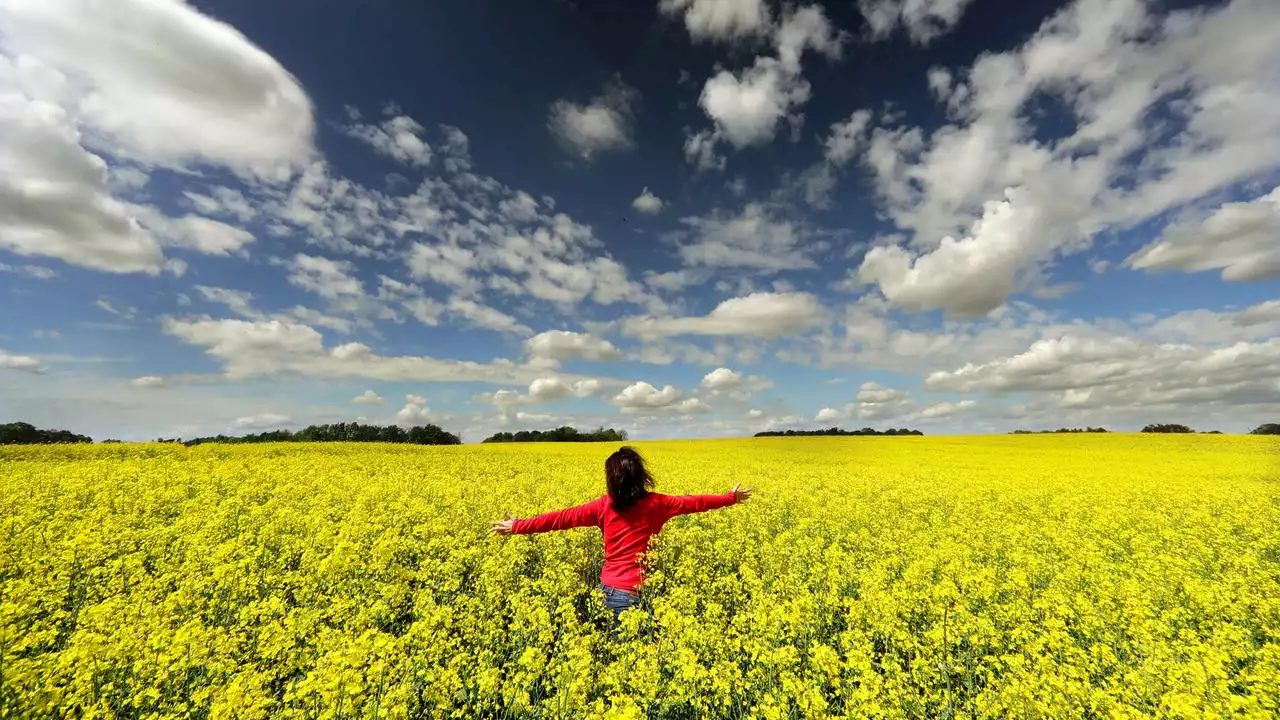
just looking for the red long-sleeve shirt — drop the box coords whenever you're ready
[511,491,736,592]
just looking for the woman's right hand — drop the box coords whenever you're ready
[731,483,753,504]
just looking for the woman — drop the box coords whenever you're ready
[490,446,752,623]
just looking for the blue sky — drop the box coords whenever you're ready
[1,0,1278,441]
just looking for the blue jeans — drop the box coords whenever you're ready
[600,583,641,624]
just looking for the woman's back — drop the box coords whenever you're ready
[512,490,737,591]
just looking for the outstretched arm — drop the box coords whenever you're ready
[491,497,603,536]
[663,484,753,517]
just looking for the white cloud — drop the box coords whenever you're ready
[853,0,1280,314]
[524,330,622,361]
[162,317,601,386]
[0,0,315,178]
[824,110,873,167]
[673,203,819,271]
[395,395,431,425]
[854,382,915,420]
[772,5,844,70]
[700,58,811,149]
[528,377,604,402]
[857,0,975,45]
[745,408,764,419]
[924,333,1280,413]
[233,413,291,429]
[700,367,743,390]
[163,318,325,379]
[132,210,255,257]
[621,291,825,340]
[1126,187,1280,281]
[686,5,843,161]
[195,285,354,334]
[345,112,432,167]
[658,0,772,43]
[94,299,136,320]
[548,81,637,160]
[183,187,256,223]
[643,269,707,293]
[814,407,843,422]
[406,243,481,294]
[1235,300,1280,327]
[445,297,531,335]
[352,389,385,406]
[287,254,365,300]
[613,381,685,413]
[674,397,713,414]
[130,376,166,389]
[0,261,57,279]
[859,188,1057,316]
[918,399,976,419]
[0,350,44,373]
[0,83,165,274]
[632,188,664,214]
[684,129,726,171]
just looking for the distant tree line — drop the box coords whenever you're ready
[1251,423,1280,435]
[754,427,924,437]
[0,422,92,445]
[182,422,461,446]
[482,426,628,443]
[1141,423,1195,433]
[1011,427,1110,434]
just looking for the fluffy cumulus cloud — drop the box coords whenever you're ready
[0,0,315,178]
[632,188,664,214]
[0,0,316,276]
[395,394,430,424]
[0,81,165,274]
[477,377,606,418]
[853,0,1280,315]
[548,80,638,160]
[524,331,622,361]
[658,0,772,43]
[528,378,604,402]
[1126,187,1280,281]
[814,407,843,422]
[853,382,914,420]
[612,381,708,414]
[130,376,166,389]
[687,5,844,164]
[856,0,975,45]
[700,367,742,390]
[858,188,1053,316]
[622,291,825,340]
[352,389,385,406]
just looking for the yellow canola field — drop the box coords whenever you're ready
[2,435,1279,719]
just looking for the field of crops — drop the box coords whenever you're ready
[2,435,1279,719]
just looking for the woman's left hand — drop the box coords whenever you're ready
[490,515,515,536]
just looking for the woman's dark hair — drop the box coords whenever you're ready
[605,446,655,512]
